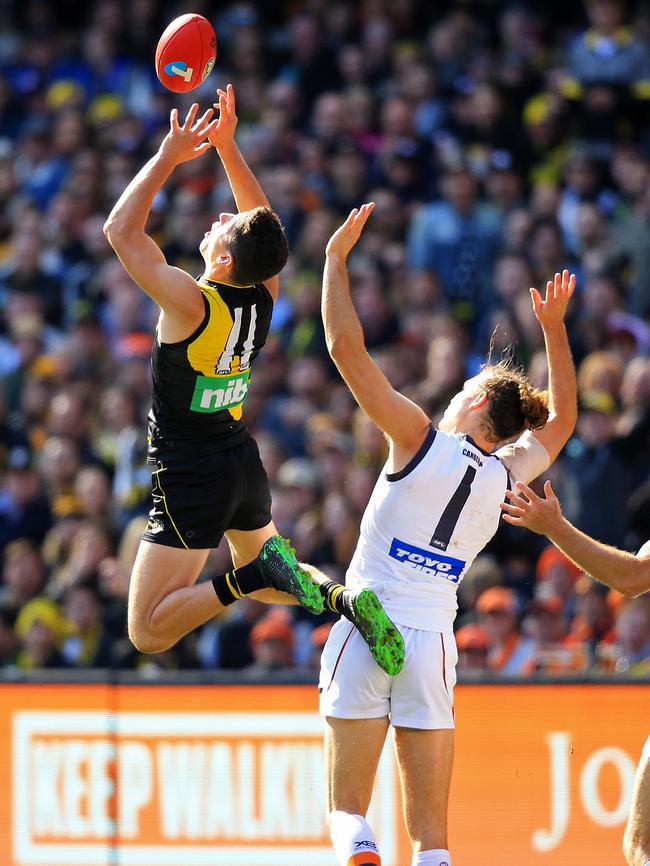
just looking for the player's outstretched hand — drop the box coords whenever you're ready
[160,103,217,164]
[209,83,238,150]
[326,202,375,260]
[500,480,562,535]
[529,270,575,330]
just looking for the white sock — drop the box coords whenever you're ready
[329,809,381,865]
[412,849,452,866]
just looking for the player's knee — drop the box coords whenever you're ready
[128,622,169,655]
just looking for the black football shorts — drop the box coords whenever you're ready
[143,429,272,549]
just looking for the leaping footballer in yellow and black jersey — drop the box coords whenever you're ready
[102,86,404,680]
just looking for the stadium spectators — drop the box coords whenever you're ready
[0,0,648,676]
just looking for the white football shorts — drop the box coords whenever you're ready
[318,618,458,730]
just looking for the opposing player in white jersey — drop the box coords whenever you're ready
[500,481,650,866]
[318,203,577,866]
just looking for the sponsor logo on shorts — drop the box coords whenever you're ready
[164,60,193,82]
[388,537,465,583]
[190,370,250,413]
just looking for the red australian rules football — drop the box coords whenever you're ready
[155,13,217,93]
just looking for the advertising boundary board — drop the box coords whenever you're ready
[0,680,647,866]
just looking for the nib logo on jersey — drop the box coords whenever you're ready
[190,370,250,413]
[389,538,465,583]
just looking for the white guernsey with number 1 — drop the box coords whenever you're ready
[346,426,550,633]
[318,206,576,866]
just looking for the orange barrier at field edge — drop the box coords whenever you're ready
[0,683,645,866]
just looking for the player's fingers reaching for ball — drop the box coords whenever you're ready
[198,119,219,141]
[214,85,235,114]
[170,108,180,132]
[193,141,213,157]
[192,107,214,134]
[182,103,200,130]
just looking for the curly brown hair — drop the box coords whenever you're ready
[479,359,549,443]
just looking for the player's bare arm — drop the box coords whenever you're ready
[208,83,280,301]
[528,270,578,461]
[501,480,650,598]
[103,103,217,329]
[322,204,431,456]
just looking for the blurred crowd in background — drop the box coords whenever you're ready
[0,0,649,678]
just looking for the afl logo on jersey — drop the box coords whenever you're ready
[164,61,193,82]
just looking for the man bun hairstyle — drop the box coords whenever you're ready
[480,359,549,443]
[228,206,289,286]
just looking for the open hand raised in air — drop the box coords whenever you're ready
[325,202,375,260]
[208,83,238,150]
[530,270,575,330]
[160,103,217,164]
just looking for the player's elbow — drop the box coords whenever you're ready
[103,218,119,243]
[623,579,649,600]
[615,566,650,599]
[326,335,347,361]
[327,332,362,364]
[547,412,577,450]
[103,216,127,246]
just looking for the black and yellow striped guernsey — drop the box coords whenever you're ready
[149,277,273,446]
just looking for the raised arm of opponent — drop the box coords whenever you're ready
[103,104,216,326]
[496,271,577,485]
[528,271,577,462]
[322,204,431,461]
[208,84,279,301]
[500,480,650,598]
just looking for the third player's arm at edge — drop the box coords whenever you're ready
[209,84,279,301]
[501,480,650,598]
[528,271,578,463]
[322,205,431,458]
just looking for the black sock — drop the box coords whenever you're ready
[212,560,267,606]
[320,579,355,619]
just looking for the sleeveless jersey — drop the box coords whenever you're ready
[149,278,273,445]
[346,427,511,632]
